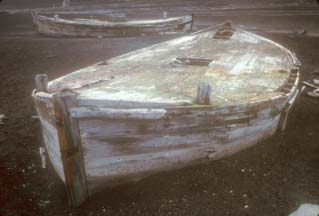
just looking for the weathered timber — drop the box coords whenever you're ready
[85,115,280,193]
[52,93,88,207]
[196,82,212,105]
[33,23,300,206]
[280,89,299,131]
[35,74,48,93]
[32,14,193,37]
[32,90,65,181]
[62,0,70,8]
[70,107,167,120]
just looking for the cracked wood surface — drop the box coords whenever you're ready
[48,25,297,108]
[32,24,300,203]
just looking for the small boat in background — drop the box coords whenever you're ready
[32,13,193,37]
[32,23,300,207]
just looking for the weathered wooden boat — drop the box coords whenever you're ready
[32,23,300,207]
[32,13,193,37]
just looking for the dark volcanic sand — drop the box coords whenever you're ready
[0,11,319,216]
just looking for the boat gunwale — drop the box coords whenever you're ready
[32,81,298,120]
[33,14,193,29]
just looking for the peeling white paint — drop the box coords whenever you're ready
[232,31,260,44]
[48,25,295,107]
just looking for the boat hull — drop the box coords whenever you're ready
[32,14,193,37]
[80,106,282,194]
[33,83,299,203]
[32,24,300,206]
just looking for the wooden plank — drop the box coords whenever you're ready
[78,108,279,157]
[70,107,167,120]
[35,74,48,93]
[73,95,286,142]
[165,94,287,116]
[84,114,280,193]
[73,94,287,119]
[33,91,53,104]
[32,91,65,181]
[196,82,212,105]
[280,89,299,131]
[52,93,88,207]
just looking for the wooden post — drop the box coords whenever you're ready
[196,82,212,105]
[224,20,232,28]
[280,89,299,131]
[62,0,70,8]
[189,13,194,31]
[53,93,88,207]
[54,14,59,21]
[35,74,48,93]
[163,11,168,19]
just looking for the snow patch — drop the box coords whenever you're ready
[289,204,319,216]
